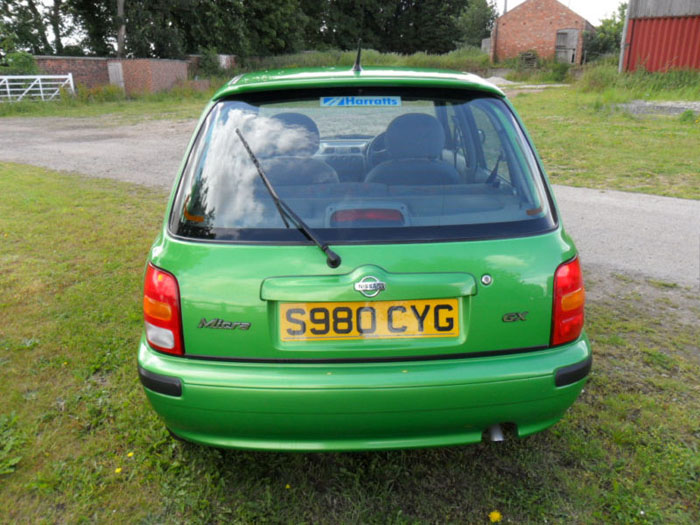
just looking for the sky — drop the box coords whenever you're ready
[493,0,626,25]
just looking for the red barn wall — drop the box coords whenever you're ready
[623,15,700,71]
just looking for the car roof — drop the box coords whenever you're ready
[212,66,505,100]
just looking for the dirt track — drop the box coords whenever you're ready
[1,116,698,289]
[0,116,193,188]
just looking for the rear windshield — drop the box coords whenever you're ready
[170,87,555,243]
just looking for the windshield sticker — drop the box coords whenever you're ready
[320,96,401,107]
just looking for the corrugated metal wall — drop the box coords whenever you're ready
[623,15,700,71]
[629,0,700,18]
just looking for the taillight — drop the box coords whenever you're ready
[551,256,585,346]
[143,263,184,356]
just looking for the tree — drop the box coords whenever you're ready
[454,0,497,48]
[124,0,190,58]
[388,0,467,54]
[3,0,475,60]
[173,0,248,56]
[1,19,16,56]
[70,0,249,58]
[301,0,468,54]
[1,51,39,74]
[49,0,66,54]
[243,0,308,55]
[1,0,74,55]
[1,0,52,54]
[583,3,627,61]
[304,0,394,51]
[69,0,115,56]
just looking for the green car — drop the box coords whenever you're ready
[138,64,591,451]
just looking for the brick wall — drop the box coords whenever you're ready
[35,56,109,89]
[147,59,187,92]
[112,59,187,95]
[35,56,189,94]
[491,0,593,63]
[116,59,150,93]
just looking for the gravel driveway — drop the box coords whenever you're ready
[2,116,698,288]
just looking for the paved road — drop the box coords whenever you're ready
[552,185,699,288]
[1,117,698,288]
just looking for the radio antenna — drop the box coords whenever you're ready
[352,39,362,72]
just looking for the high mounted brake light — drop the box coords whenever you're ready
[331,209,404,223]
[551,257,585,346]
[143,263,184,356]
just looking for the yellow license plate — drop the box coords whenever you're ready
[279,299,459,341]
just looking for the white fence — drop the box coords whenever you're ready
[0,74,75,103]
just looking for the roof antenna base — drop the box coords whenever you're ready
[352,39,362,72]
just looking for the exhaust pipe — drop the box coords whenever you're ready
[488,424,505,442]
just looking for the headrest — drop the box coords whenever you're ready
[272,112,320,156]
[386,113,445,159]
[261,157,339,186]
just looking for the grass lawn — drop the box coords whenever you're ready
[511,88,700,200]
[1,163,698,523]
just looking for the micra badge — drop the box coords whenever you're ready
[198,318,251,330]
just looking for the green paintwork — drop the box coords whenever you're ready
[150,231,573,360]
[139,334,590,451]
[213,66,506,100]
[139,66,591,450]
[261,266,476,302]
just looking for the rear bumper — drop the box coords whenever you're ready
[137,335,592,451]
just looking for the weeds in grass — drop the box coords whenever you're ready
[679,110,698,125]
[0,413,23,476]
[647,279,680,289]
[243,47,490,73]
[506,61,571,83]
[76,84,127,103]
[577,64,700,101]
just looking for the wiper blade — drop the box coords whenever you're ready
[235,128,290,229]
[235,128,342,269]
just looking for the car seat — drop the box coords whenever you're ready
[365,113,460,185]
[262,112,338,185]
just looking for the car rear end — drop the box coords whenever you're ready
[137,69,591,451]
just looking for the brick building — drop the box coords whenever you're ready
[490,0,595,64]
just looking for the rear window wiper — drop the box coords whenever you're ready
[235,128,342,269]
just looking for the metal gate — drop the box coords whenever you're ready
[0,74,75,102]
